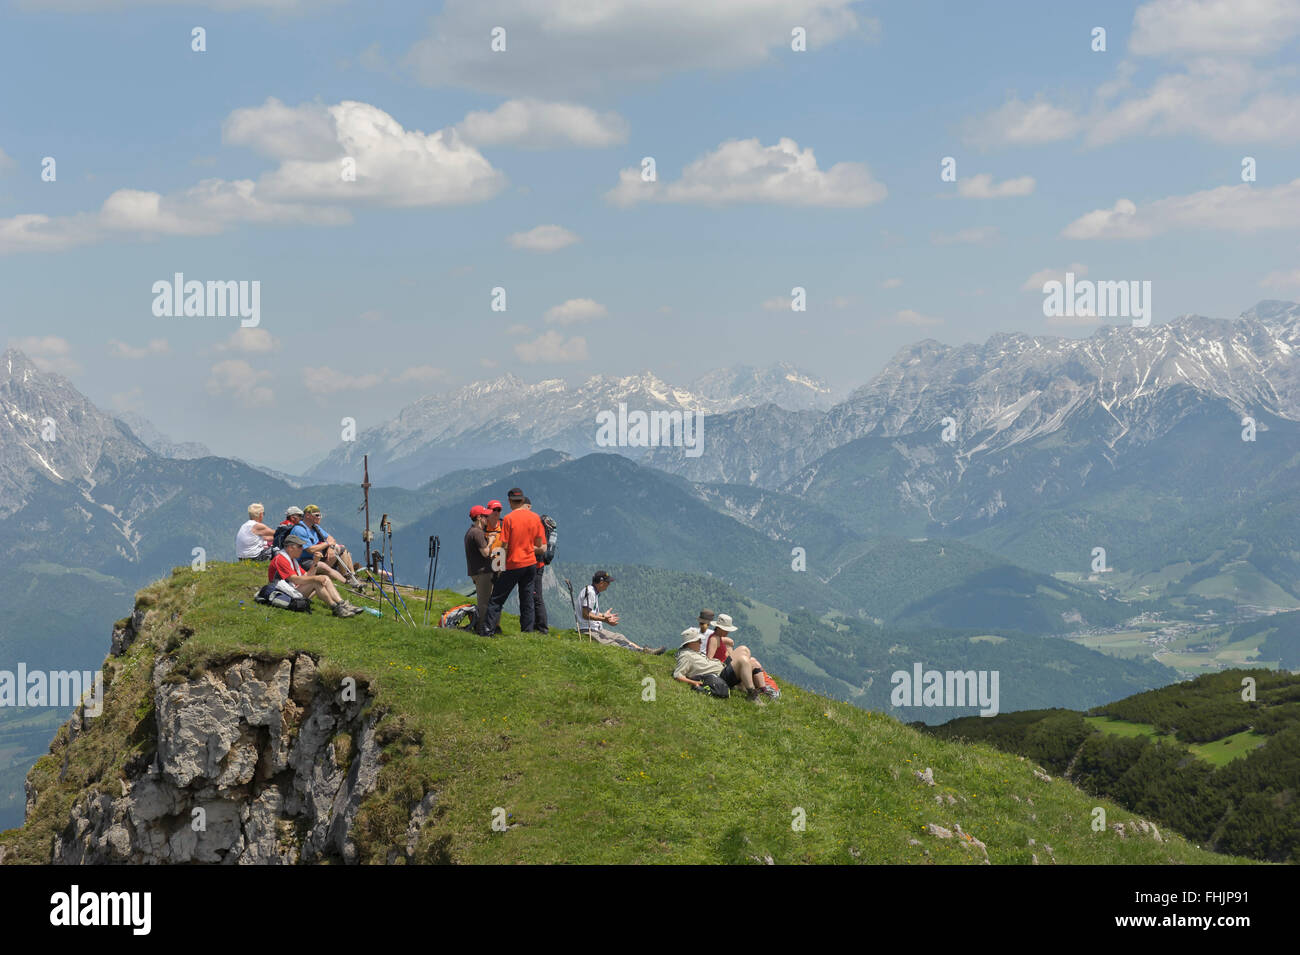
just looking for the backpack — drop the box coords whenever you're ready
[272,523,295,550]
[255,582,312,613]
[540,514,557,565]
[439,603,478,629]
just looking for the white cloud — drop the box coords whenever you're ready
[0,148,15,174]
[1085,60,1300,146]
[0,98,505,255]
[253,100,507,207]
[1130,0,1300,56]
[886,309,943,327]
[206,359,272,407]
[544,298,608,325]
[217,328,278,353]
[505,323,532,335]
[222,98,340,160]
[881,277,903,289]
[513,329,589,363]
[405,0,870,95]
[1063,179,1300,239]
[1046,312,1105,327]
[109,385,143,411]
[958,173,1036,199]
[457,99,628,149]
[22,0,333,10]
[508,224,580,252]
[931,226,998,245]
[827,296,854,309]
[1023,264,1089,291]
[108,338,170,359]
[302,364,444,394]
[8,335,80,375]
[606,137,886,208]
[1261,266,1300,287]
[970,60,1300,150]
[965,96,1082,147]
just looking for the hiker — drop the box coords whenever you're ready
[578,571,665,654]
[705,612,740,664]
[236,503,275,561]
[464,505,494,628]
[697,608,719,648]
[291,505,361,587]
[484,499,504,554]
[675,627,766,702]
[706,613,771,699]
[269,538,360,617]
[479,488,547,636]
[521,496,554,633]
[673,629,727,692]
[273,506,304,551]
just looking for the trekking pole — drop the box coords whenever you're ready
[564,577,588,642]
[384,517,414,627]
[423,535,440,626]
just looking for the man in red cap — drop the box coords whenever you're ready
[464,505,494,628]
[480,488,546,636]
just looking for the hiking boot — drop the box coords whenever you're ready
[333,602,357,618]
[646,646,667,655]
[746,688,762,702]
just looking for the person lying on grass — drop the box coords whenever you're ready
[269,538,361,618]
[673,629,767,702]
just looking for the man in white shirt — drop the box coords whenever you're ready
[578,571,665,654]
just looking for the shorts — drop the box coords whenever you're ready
[720,658,763,689]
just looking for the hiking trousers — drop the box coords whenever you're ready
[531,564,549,632]
[470,572,494,631]
[482,564,537,635]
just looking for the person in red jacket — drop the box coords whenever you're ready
[269,538,359,618]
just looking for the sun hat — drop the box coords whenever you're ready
[713,613,738,632]
[679,628,704,648]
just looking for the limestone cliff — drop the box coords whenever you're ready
[8,607,433,865]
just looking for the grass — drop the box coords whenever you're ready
[1186,729,1269,767]
[1,562,1256,865]
[1084,716,1267,768]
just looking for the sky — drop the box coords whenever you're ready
[3,0,1300,471]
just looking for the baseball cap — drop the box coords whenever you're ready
[592,570,614,584]
[285,506,304,517]
[470,505,488,519]
[679,628,704,648]
[303,504,321,515]
[507,487,524,501]
[487,500,503,511]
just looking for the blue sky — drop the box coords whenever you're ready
[3,0,1300,470]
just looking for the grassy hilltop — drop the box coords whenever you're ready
[1,563,1251,864]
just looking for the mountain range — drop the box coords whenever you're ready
[305,362,836,487]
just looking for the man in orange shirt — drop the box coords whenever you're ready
[479,487,547,637]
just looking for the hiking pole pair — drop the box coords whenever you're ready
[422,535,440,627]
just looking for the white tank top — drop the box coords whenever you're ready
[236,520,268,558]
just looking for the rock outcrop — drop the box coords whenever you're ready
[49,645,394,865]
